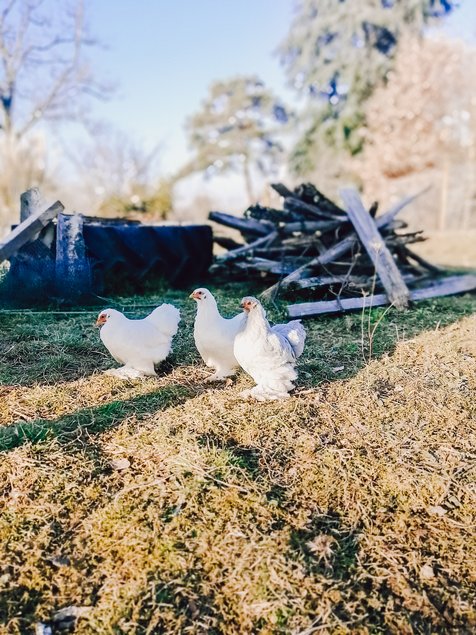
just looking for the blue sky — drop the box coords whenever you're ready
[88,0,295,175]
[85,1,475,176]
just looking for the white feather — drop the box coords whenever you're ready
[192,288,246,380]
[271,320,307,359]
[98,304,180,377]
[234,298,307,400]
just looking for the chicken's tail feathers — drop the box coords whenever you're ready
[262,365,297,394]
[272,320,307,358]
[146,304,181,336]
[286,320,307,358]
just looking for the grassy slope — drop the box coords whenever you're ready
[0,285,475,634]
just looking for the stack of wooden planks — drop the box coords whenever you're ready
[209,182,476,318]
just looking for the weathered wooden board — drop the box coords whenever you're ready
[217,231,278,262]
[233,258,296,275]
[270,182,295,199]
[0,200,64,263]
[55,213,91,298]
[294,182,348,217]
[287,274,476,318]
[260,235,354,300]
[339,188,410,309]
[290,275,369,290]
[260,190,426,301]
[213,235,243,251]
[209,211,273,236]
[282,220,341,234]
[283,196,347,222]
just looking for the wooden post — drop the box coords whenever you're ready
[20,187,43,222]
[2,195,62,299]
[340,188,410,310]
[55,213,91,299]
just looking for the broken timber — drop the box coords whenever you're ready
[287,274,476,318]
[209,211,273,236]
[259,190,423,301]
[339,187,410,309]
[208,181,476,316]
[217,231,279,262]
[0,200,64,263]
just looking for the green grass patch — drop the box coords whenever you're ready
[0,283,475,633]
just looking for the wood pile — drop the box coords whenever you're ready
[209,182,476,318]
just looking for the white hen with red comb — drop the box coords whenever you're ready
[97,304,180,378]
[233,296,306,401]
[191,288,246,381]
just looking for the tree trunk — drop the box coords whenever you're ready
[243,156,255,204]
[438,160,449,230]
[461,143,475,230]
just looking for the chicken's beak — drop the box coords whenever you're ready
[96,315,106,327]
[241,297,256,312]
[190,291,200,300]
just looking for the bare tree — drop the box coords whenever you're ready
[67,122,172,220]
[0,0,109,230]
[355,34,476,230]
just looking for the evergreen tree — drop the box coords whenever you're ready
[183,76,290,202]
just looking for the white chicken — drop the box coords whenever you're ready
[190,288,246,381]
[96,304,181,378]
[233,296,306,401]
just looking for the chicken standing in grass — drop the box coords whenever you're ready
[234,296,306,400]
[190,288,246,381]
[96,305,180,378]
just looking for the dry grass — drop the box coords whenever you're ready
[0,285,475,634]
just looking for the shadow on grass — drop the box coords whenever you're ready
[0,384,193,452]
[1,291,475,452]
[289,512,361,581]
[1,282,474,389]
[196,433,262,479]
[0,309,198,388]
[0,311,110,387]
